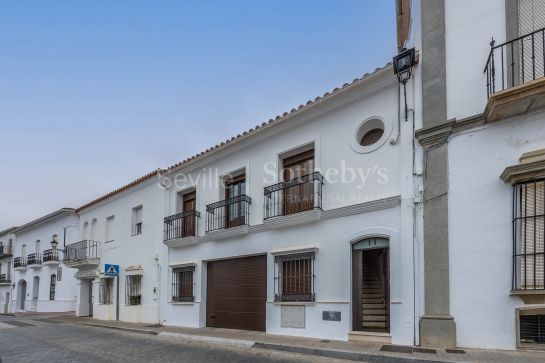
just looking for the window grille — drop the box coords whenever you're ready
[99,278,113,304]
[513,180,545,290]
[49,274,56,300]
[274,252,315,302]
[172,266,195,302]
[125,275,142,305]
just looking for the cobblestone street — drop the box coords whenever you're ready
[0,315,342,363]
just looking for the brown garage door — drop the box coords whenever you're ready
[207,255,267,331]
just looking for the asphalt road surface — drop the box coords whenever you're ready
[0,315,347,363]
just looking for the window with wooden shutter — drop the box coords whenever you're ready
[513,180,545,290]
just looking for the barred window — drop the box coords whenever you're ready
[99,278,113,304]
[274,252,315,302]
[514,180,545,290]
[49,274,56,300]
[57,267,62,281]
[125,275,142,305]
[172,266,195,302]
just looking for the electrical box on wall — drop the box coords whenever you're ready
[281,305,305,328]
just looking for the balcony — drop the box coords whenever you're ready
[264,172,324,227]
[27,253,42,267]
[0,274,11,285]
[484,27,545,122]
[43,249,60,265]
[0,245,13,258]
[64,240,100,268]
[14,257,27,270]
[164,210,200,247]
[205,195,251,239]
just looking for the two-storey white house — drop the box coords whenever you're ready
[70,170,166,324]
[399,0,545,350]
[158,61,420,345]
[10,209,78,313]
[0,227,17,313]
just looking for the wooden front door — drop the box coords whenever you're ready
[183,192,196,237]
[282,150,314,215]
[206,255,267,331]
[225,175,246,228]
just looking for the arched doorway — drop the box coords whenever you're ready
[17,280,26,311]
[352,237,390,333]
[32,276,40,311]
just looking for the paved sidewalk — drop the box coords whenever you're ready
[25,313,545,363]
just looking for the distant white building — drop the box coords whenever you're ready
[0,227,17,313]
[71,170,165,324]
[10,209,79,313]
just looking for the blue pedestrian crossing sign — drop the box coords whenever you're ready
[104,264,119,277]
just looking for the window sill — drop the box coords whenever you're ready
[131,233,143,237]
[271,301,315,306]
[168,301,195,305]
[105,240,115,244]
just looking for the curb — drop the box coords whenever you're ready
[253,342,450,363]
[158,331,255,348]
[0,313,16,316]
[75,322,158,336]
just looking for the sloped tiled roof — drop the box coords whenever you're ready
[76,62,393,211]
[77,169,164,212]
[165,62,393,173]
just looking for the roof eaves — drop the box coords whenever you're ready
[165,62,393,175]
[76,168,165,212]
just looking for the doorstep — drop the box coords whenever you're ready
[51,315,545,363]
[348,330,392,344]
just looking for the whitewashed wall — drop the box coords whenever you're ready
[78,179,166,324]
[12,212,79,313]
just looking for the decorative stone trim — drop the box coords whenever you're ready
[485,77,545,122]
[500,150,545,185]
[415,114,486,148]
[205,225,249,240]
[270,244,318,256]
[169,260,197,268]
[263,210,323,229]
[163,236,204,248]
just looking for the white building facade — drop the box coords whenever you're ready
[71,171,166,324]
[404,0,545,350]
[0,227,17,314]
[159,63,420,345]
[10,209,79,313]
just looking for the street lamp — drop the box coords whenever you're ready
[50,234,59,251]
[393,47,416,121]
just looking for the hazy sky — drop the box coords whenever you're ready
[0,0,396,230]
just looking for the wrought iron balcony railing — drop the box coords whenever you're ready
[0,245,13,257]
[164,210,200,241]
[0,274,11,284]
[43,249,59,262]
[27,253,42,265]
[14,257,27,268]
[206,195,251,232]
[485,27,545,98]
[64,240,100,264]
[264,171,324,220]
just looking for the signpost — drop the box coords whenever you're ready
[104,264,120,321]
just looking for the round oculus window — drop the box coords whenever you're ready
[360,128,384,146]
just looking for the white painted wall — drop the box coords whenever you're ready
[449,111,545,349]
[445,0,506,120]
[77,179,166,324]
[11,212,79,313]
[161,71,419,344]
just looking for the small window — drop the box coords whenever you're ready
[99,278,113,304]
[360,128,384,146]
[274,252,315,302]
[513,180,545,290]
[171,266,195,302]
[132,206,143,236]
[126,275,142,305]
[50,274,56,300]
[352,117,390,153]
[520,314,545,346]
[57,267,62,281]
[106,215,115,242]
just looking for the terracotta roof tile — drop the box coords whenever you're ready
[76,62,392,211]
